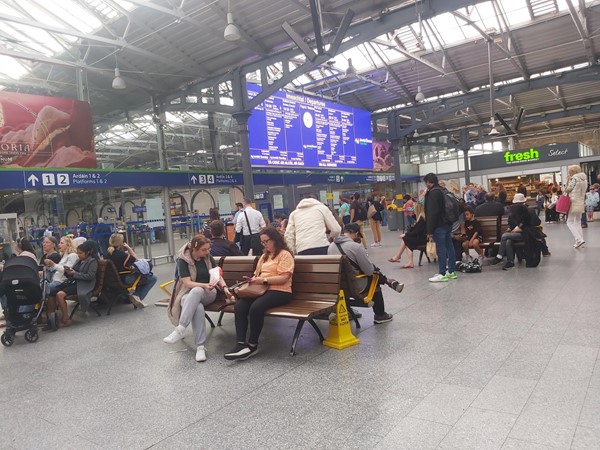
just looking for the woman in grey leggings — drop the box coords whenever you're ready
[165,235,232,362]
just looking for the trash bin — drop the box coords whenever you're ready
[388,210,405,232]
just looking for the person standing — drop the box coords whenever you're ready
[584,185,599,223]
[349,192,368,249]
[284,194,341,255]
[339,198,351,225]
[235,198,266,256]
[367,195,384,247]
[165,235,232,362]
[563,164,588,248]
[380,196,389,227]
[403,195,416,229]
[495,182,507,205]
[535,190,546,216]
[424,173,457,282]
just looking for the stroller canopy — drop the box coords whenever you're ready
[1,256,40,283]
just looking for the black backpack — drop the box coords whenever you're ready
[355,202,368,221]
[436,187,460,224]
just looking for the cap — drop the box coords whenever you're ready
[512,193,526,203]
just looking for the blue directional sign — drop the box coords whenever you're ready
[1,168,408,191]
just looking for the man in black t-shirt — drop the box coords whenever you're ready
[462,206,484,261]
[349,192,368,249]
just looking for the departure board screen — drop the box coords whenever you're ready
[247,83,373,170]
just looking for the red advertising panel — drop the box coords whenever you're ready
[373,139,393,172]
[0,92,96,168]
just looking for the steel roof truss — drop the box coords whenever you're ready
[565,0,596,65]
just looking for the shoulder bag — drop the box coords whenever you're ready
[555,195,571,214]
[229,257,267,299]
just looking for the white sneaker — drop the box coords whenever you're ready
[429,273,448,283]
[129,294,145,309]
[370,242,378,247]
[195,345,207,362]
[163,328,184,344]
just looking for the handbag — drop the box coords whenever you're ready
[555,195,571,214]
[367,203,377,219]
[426,240,437,259]
[230,280,268,299]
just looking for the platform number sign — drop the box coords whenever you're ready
[42,173,55,186]
[57,174,70,185]
[198,174,215,185]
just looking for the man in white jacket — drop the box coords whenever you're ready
[285,194,341,255]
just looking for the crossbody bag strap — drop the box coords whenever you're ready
[335,242,361,271]
[243,210,253,236]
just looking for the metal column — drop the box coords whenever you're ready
[152,96,175,259]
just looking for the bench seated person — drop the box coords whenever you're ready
[490,193,531,270]
[328,223,403,325]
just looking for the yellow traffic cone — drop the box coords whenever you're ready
[323,290,359,350]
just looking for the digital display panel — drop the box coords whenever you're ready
[247,83,373,170]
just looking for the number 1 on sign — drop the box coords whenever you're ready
[42,174,56,186]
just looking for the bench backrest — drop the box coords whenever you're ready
[218,254,343,304]
[291,255,342,303]
[218,256,259,286]
[477,216,501,243]
[102,259,132,296]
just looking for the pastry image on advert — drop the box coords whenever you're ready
[0,91,96,168]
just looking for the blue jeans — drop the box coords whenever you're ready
[433,224,456,275]
[381,210,388,227]
[125,274,157,300]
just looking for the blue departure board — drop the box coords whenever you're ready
[247,83,373,170]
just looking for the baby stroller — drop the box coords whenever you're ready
[1,256,46,347]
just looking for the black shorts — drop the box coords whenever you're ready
[60,283,78,296]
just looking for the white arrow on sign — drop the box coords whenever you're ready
[28,174,39,186]
[191,175,198,184]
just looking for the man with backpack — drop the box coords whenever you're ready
[424,173,458,282]
[349,192,368,249]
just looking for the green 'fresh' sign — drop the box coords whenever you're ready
[504,148,539,164]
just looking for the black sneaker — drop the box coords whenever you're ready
[542,251,551,257]
[502,261,515,270]
[490,257,502,266]
[373,313,393,324]
[387,279,405,293]
[224,343,258,361]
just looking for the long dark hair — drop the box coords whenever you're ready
[260,226,290,259]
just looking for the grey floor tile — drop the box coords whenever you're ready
[407,383,480,425]
[471,375,537,414]
[579,363,600,431]
[501,438,566,449]
[3,226,600,449]
[375,417,451,450]
[437,407,517,450]
[571,426,600,450]
[509,345,598,448]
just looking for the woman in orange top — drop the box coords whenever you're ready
[224,226,294,361]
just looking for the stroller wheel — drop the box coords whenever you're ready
[24,328,39,343]
[1,331,15,347]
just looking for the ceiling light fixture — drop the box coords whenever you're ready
[112,52,126,90]
[345,58,357,77]
[413,129,420,138]
[224,1,241,41]
[488,117,500,136]
[112,67,126,90]
[415,86,425,103]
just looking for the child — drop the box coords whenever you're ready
[461,206,484,262]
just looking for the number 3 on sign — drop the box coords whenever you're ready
[57,174,70,186]
[199,175,206,184]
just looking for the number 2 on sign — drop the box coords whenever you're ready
[57,174,70,186]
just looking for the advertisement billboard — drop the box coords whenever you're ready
[247,83,373,170]
[0,91,96,168]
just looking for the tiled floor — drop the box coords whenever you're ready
[1,220,599,449]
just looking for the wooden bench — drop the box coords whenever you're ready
[68,259,142,318]
[205,255,344,356]
[67,259,105,319]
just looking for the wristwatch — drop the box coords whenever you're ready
[262,278,268,285]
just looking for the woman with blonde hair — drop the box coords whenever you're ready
[43,236,79,329]
[388,202,427,268]
[564,164,588,247]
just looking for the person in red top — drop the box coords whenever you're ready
[224,226,295,361]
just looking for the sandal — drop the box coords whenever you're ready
[401,264,414,269]
[388,258,400,262]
